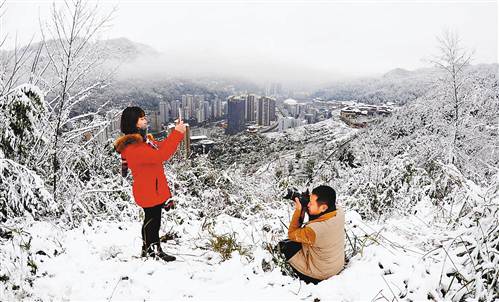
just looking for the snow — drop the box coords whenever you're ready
[1,198,466,301]
[264,113,354,140]
[1,64,497,300]
[1,108,496,300]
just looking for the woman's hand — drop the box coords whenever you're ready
[175,119,186,134]
[294,197,302,212]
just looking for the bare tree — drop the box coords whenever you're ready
[431,30,474,164]
[0,0,46,107]
[39,0,114,204]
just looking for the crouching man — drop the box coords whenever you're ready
[279,185,345,284]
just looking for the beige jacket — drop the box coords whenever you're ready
[288,207,345,280]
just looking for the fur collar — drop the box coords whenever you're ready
[114,133,154,153]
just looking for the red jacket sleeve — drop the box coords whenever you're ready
[123,130,184,166]
[157,129,184,161]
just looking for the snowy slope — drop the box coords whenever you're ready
[1,200,458,301]
[1,115,497,300]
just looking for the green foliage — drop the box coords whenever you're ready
[27,258,37,275]
[207,231,250,261]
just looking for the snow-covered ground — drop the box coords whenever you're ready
[2,115,495,300]
[1,197,464,301]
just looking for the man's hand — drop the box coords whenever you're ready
[175,119,186,134]
[294,197,302,212]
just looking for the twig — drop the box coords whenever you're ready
[370,289,385,302]
[381,274,399,302]
[458,236,476,272]
[450,278,475,301]
[107,276,122,301]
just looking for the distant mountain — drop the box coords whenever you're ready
[0,37,161,88]
[382,68,413,79]
[313,64,497,105]
[0,37,158,61]
[96,37,160,64]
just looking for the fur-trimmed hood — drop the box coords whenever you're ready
[114,133,154,153]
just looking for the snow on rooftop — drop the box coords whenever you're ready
[190,135,208,140]
[283,98,298,105]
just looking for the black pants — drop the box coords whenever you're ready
[142,203,163,247]
[278,239,322,285]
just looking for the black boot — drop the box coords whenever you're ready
[141,243,147,257]
[146,242,176,262]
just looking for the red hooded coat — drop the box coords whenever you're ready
[114,130,184,208]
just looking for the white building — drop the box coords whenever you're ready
[278,116,304,132]
[283,98,298,117]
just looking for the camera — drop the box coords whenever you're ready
[283,188,310,224]
[283,188,310,207]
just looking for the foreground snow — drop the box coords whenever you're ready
[1,199,460,301]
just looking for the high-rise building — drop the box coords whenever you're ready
[269,98,276,121]
[213,97,222,119]
[284,98,298,117]
[106,110,121,133]
[168,123,190,159]
[196,106,205,123]
[226,96,246,135]
[90,110,121,144]
[149,111,161,132]
[183,107,191,120]
[211,97,223,120]
[194,95,204,114]
[257,96,275,126]
[193,100,211,123]
[203,101,210,121]
[182,94,194,117]
[171,100,181,120]
[159,101,170,125]
[266,82,282,96]
[210,101,216,120]
[245,94,256,122]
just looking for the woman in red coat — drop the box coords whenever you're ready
[114,106,185,261]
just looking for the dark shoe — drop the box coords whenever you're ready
[141,243,147,257]
[146,242,176,262]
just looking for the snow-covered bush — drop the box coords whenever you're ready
[0,85,54,222]
[52,138,137,226]
[0,84,47,164]
[172,155,282,220]
[438,174,499,301]
[0,158,54,222]
[333,64,498,220]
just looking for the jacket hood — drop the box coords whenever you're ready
[114,133,154,153]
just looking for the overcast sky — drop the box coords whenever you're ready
[1,0,497,85]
